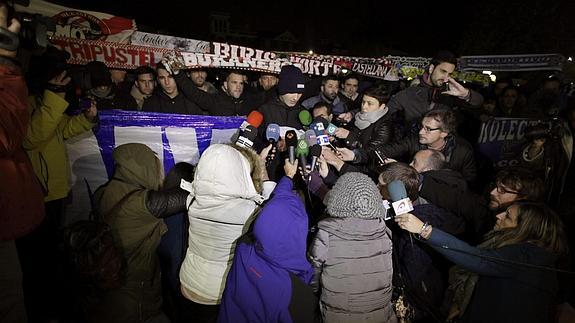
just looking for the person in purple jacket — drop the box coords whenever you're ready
[218,159,316,323]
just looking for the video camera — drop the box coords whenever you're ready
[0,0,55,51]
[524,118,565,141]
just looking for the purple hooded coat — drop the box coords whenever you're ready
[218,177,315,323]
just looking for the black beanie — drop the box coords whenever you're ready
[278,65,305,95]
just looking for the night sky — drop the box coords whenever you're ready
[49,0,574,57]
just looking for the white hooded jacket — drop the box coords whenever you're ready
[179,144,275,304]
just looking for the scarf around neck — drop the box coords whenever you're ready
[354,107,388,130]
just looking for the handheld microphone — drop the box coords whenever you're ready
[326,122,338,136]
[298,110,313,127]
[388,180,414,217]
[236,125,258,149]
[311,117,329,135]
[285,130,298,164]
[296,139,309,172]
[304,129,317,147]
[309,144,322,173]
[265,123,281,164]
[246,110,264,128]
[311,117,329,146]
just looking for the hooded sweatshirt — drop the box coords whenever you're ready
[218,176,315,323]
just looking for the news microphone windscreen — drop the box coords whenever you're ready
[309,144,322,158]
[326,123,338,136]
[266,123,280,142]
[246,111,263,128]
[285,130,298,147]
[304,130,317,146]
[388,180,408,202]
[235,125,258,148]
[313,116,329,128]
[242,125,258,140]
[298,110,313,126]
[296,139,309,157]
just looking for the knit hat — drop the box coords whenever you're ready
[278,65,305,95]
[325,172,385,219]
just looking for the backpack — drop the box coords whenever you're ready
[63,189,139,290]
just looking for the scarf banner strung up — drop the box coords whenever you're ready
[15,0,136,42]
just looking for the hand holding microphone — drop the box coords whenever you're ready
[387,180,415,217]
[284,158,299,179]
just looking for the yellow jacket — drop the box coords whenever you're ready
[24,90,96,202]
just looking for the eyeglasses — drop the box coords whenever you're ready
[495,185,520,195]
[421,125,442,133]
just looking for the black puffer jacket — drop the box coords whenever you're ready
[174,73,253,116]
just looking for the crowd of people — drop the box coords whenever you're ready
[2,3,575,322]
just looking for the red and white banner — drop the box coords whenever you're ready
[51,37,167,69]
[16,0,136,42]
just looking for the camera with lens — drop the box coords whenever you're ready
[523,118,565,141]
[0,0,55,51]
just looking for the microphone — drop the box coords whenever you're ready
[309,144,322,173]
[311,117,329,145]
[265,124,281,164]
[246,110,264,128]
[296,139,309,172]
[304,129,317,146]
[285,130,298,164]
[388,180,414,217]
[235,125,258,149]
[311,117,329,135]
[326,122,338,136]
[298,110,313,127]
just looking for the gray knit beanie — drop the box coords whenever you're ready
[325,172,385,219]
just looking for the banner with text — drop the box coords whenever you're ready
[476,117,541,168]
[64,110,244,224]
[16,0,136,42]
[51,37,169,69]
[50,35,566,85]
[459,54,565,72]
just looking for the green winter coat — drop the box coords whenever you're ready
[90,143,168,323]
[24,90,96,201]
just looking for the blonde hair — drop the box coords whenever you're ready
[229,144,264,194]
[484,201,567,255]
